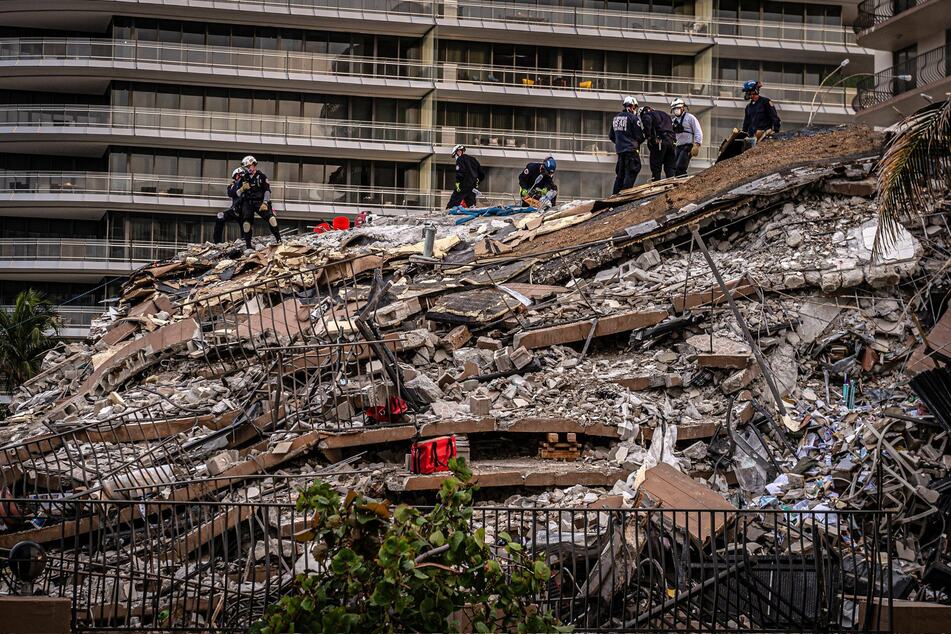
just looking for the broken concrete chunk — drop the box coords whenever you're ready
[441,326,471,352]
[476,336,502,351]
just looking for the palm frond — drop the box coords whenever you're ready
[875,99,951,254]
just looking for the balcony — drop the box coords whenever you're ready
[0,38,434,97]
[442,0,863,58]
[0,0,437,35]
[0,171,434,218]
[854,43,951,125]
[0,238,182,280]
[438,63,857,117]
[0,304,104,338]
[0,105,434,160]
[854,0,950,50]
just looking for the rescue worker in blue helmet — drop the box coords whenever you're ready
[213,167,245,243]
[741,80,781,142]
[446,144,485,209]
[518,156,558,207]
[609,96,646,195]
[235,155,281,249]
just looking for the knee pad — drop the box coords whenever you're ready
[268,216,278,228]
[216,212,225,220]
[242,222,252,233]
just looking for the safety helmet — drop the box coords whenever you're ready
[670,98,686,110]
[241,155,257,167]
[543,156,557,173]
[232,167,243,178]
[450,144,465,157]
[742,80,761,93]
[622,95,638,108]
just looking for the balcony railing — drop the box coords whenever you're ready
[450,0,859,47]
[441,63,856,107]
[854,0,922,32]
[854,43,950,111]
[0,238,182,264]
[0,105,433,145]
[107,0,438,14]
[0,38,432,81]
[0,171,432,210]
[0,304,103,328]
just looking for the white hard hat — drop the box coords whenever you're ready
[241,155,257,167]
[670,98,686,109]
[622,96,637,107]
[450,144,465,156]
[232,168,243,178]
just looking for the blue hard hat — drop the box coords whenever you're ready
[742,80,760,92]
[543,156,557,173]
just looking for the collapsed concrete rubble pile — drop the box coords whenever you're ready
[1,124,950,630]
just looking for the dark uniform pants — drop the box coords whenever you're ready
[674,144,693,177]
[649,141,676,181]
[213,206,241,243]
[446,188,477,209]
[240,198,280,248]
[613,151,641,195]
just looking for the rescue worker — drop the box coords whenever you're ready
[235,155,281,249]
[609,96,645,195]
[741,80,781,142]
[518,156,558,207]
[670,98,703,177]
[640,102,677,181]
[446,144,485,209]
[213,167,245,243]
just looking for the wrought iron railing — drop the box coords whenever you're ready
[0,499,894,632]
[854,43,951,111]
[854,0,923,32]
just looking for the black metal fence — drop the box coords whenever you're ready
[0,498,893,633]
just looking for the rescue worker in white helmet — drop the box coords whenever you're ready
[234,155,281,248]
[213,167,246,243]
[446,144,485,210]
[609,96,645,194]
[670,98,703,177]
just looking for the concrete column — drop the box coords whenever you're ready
[420,27,436,209]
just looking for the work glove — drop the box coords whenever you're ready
[259,202,268,212]
[454,182,461,193]
[239,182,250,193]
[691,143,700,157]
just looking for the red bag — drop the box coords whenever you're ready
[410,436,457,475]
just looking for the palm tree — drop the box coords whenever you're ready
[875,99,951,253]
[0,290,61,390]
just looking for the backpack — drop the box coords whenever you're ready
[410,436,457,475]
[672,115,685,134]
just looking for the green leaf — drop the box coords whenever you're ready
[429,530,446,547]
[533,561,551,581]
[474,621,490,633]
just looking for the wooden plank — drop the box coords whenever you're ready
[513,310,669,350]
[637,463,736,544]
[856,598,951,633]
[0,597,71,633]
[318,417,620,451]
[641,422,718,442]
[169,505,254,561]
[389,465,631,492]
[672,275,757,313]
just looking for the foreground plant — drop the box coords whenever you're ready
[875,98,951,253]
[253,458,568,634]
[0,289,60,390]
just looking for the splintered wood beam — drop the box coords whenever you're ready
[513,310,669,350]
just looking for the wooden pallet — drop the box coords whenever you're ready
[539,432,580,461]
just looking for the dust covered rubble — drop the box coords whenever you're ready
[0,158,948,599]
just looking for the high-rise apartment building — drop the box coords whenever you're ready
[853,0,950,127]
[0,0,870,336]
